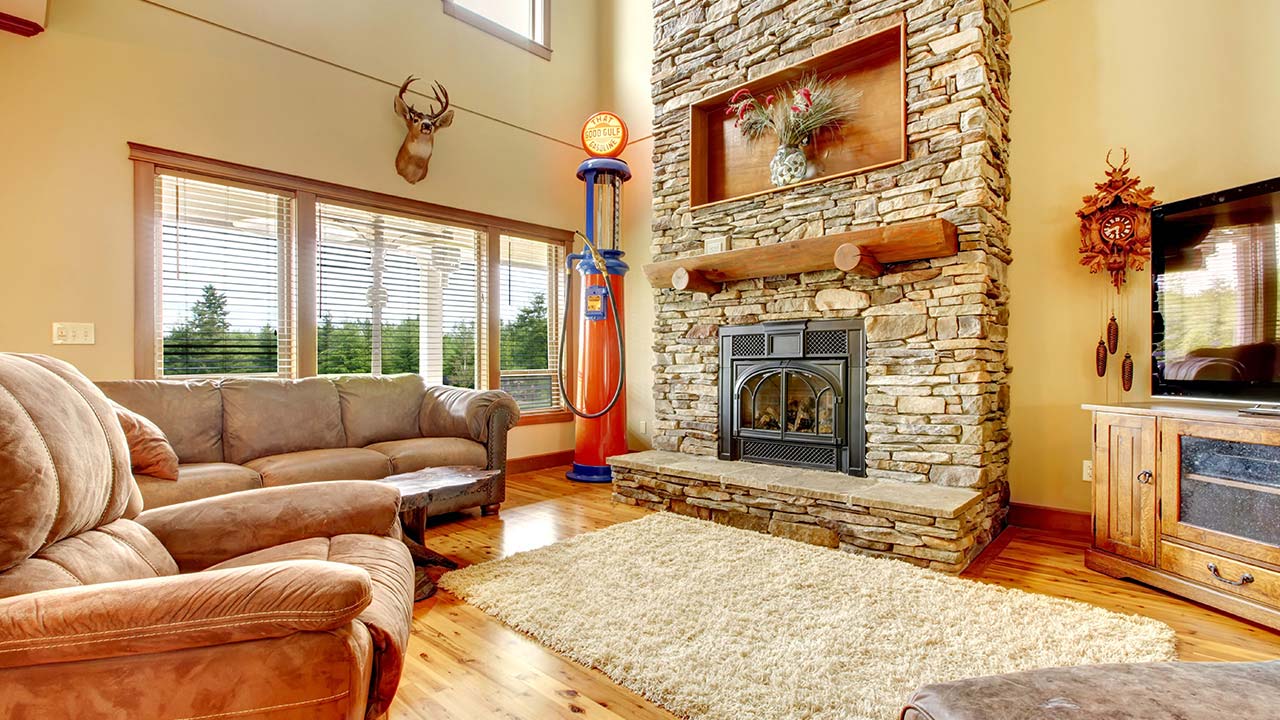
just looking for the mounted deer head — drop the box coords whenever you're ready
[394,76,453,184]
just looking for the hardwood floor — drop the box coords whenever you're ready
[392,466,1280,719]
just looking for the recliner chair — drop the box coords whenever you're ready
[0,353,414,719]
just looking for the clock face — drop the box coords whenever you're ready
[1100,211,1136,242]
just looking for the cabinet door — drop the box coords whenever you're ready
[1160,418,1280,567]
[1093,412,1157,564]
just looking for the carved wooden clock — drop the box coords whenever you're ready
[1077,149,1157,290]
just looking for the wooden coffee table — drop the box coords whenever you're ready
[378,466,502,601]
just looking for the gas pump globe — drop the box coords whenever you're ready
[559,112,631,482]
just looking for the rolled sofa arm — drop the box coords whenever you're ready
[0,560,370,669]
[138,481,402,572]
[419,385,520,443]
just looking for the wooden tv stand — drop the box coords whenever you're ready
[1084,401,1280,630]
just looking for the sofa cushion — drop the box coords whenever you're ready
[246,448,392,488]
[98,379,224,464]
[112,401,179,481]
[220,377,346,465]
[334,374,426,447]
[366,437,488,473]
[0,355,136,572]
[136,463,263,509]
[0,518,178,599]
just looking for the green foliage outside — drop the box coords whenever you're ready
[163,284,277,375]
[165,286,552,392]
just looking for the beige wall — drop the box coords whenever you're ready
[598,0,655,451]
[0,0,616,458]
[1007,0,1280,510]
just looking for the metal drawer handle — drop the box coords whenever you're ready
[1136,470,1152,485]
[1207,562,1254,587]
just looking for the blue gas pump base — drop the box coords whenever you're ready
[566,462,613,483]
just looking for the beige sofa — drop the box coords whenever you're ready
[0,353,414,719]
[98,374,520,512]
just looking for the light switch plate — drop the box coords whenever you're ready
[705,237,727,254]
[52,322,95,345]
[1081,459,1093,483]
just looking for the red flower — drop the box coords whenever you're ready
[729,88,751,103]
[791,105,802,113]
[764,94,775,106]
[799,88,812,105]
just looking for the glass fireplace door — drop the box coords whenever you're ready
[1160,418,1280,563]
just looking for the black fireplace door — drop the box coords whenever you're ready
[731,360,847,470]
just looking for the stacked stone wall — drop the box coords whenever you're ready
[648,0,1014,548]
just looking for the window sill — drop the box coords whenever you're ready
[518,409,573,426]
[441,0,551,61]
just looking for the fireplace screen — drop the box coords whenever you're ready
[719,319,865,475]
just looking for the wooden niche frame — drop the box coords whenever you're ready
[688,17,906,210]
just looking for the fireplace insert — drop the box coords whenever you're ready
[718,319,865,475]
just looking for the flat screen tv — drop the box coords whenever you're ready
[1152,176,1280,401]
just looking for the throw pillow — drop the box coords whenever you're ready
[112,401,180,481]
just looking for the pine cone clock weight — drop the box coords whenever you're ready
[1106,315,1119,354]
[1121,353,1134,392]
[1096,339,1108,377]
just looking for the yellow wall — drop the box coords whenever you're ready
[0,0,615,457]
[598,0,656,451]
[1008,0,1280,510]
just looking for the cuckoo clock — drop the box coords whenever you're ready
[1077,149,1157,290]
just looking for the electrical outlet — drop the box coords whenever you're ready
[52,322,95,345]
[1081,459,1093,483]
[640,420,648,434]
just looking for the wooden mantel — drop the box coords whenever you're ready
[643,218,958,292]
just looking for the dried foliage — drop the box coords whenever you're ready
[725,74,859,148]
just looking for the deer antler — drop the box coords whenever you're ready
[397,76,420,119]
[426,81,450,120]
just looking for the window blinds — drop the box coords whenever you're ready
[498,235,565,410]
[156,174,294,377]
[316,201,481,387]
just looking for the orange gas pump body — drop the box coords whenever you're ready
[571,270,627,474]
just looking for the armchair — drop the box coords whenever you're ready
[0,354,414,720]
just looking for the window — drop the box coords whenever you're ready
[498,235,565,410]
[132,144,573,421]
[155,175,294,377]
[316,202,481,386]
[442,0,550,59]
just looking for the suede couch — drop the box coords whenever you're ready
[0,353,415,720]
[97,374,520,513]
[900,661,1280,719]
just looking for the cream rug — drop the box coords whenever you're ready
[439,513,1176,720]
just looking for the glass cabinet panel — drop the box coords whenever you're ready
[1180,436,1280,546]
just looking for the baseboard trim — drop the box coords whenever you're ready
[1008,502,1091,535]
[0,12,44,36]
[508,449,574,475]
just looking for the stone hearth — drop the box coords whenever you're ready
[610,451,988,571]
[642,0,1014,569]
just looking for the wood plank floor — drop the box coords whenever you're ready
[392,466,1280,719]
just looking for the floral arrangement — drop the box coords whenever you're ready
[725,74,858,148]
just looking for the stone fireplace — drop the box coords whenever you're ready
[610,0,1013,572]
[719,319,865,475]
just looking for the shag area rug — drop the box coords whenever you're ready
[439,513,1177,720]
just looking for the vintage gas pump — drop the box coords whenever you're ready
[558,112,631,482]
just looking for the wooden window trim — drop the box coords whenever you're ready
[441,0,551,61]
[129,144,572,244]
[130,143,574,408]
[519,408,573,426]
